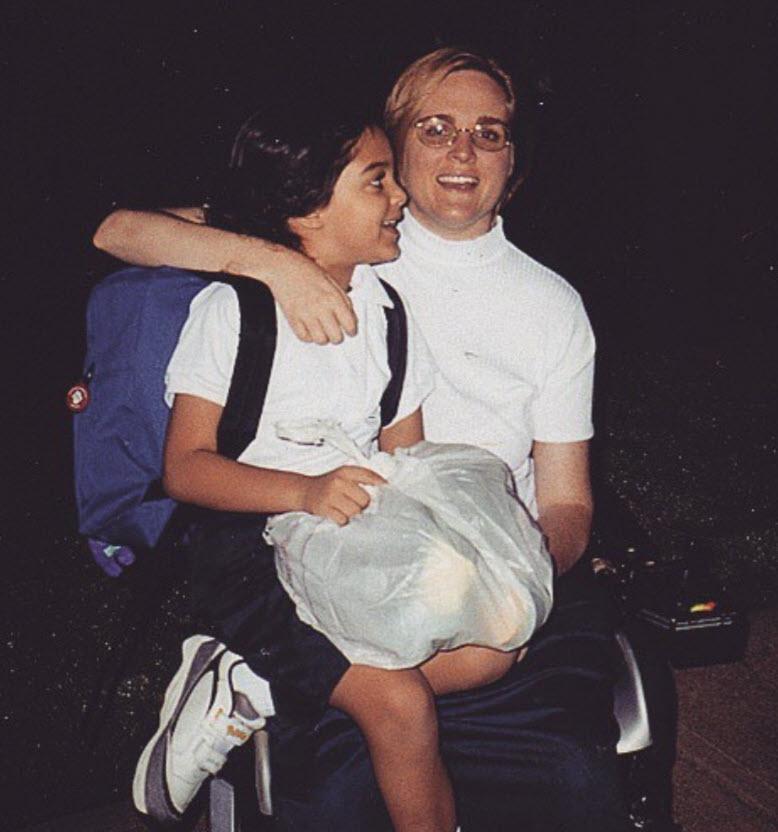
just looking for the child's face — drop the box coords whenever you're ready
[313,128,407,279]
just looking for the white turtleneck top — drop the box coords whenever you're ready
[369,210,595,515]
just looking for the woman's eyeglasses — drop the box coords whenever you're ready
[413,115,511,152]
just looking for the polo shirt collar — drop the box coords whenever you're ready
[398,209,507,266]
[350,265,396,308]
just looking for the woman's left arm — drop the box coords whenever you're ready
[532,439,594,575]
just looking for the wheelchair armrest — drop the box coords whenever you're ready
[614,629,653,754]
[254,728,273,816]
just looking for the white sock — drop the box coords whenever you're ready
[232,662,276,717]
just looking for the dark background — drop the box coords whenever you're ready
[3,1,778,827]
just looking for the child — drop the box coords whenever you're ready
[135,100,519,832]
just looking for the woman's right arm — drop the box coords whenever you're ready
[93,208,357,344]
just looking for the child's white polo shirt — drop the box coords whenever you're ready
[165,267,436,475]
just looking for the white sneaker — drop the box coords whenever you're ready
[132,635,275,823]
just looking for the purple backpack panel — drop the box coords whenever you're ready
[73,267,210,550]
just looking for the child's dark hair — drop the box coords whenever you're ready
[205,95,382,250]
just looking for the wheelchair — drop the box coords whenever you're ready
[206,624,680,832]
[82,494,680,831]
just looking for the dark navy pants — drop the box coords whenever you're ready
[187,512,350,720]
[270,561,630,832]
[189,513,629,831]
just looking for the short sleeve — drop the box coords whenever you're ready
[531,291,595,442]
[386,298,438,427]
[164,283,240,408]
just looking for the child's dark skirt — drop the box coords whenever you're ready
[187,510,351,721]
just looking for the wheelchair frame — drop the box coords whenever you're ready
[207,627,669,832]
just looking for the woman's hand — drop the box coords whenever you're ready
[94,207,359,345]
[301,466,386,525]
[260,250,358,344]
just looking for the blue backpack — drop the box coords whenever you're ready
[71,266,408,576]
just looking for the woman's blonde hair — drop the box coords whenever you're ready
[383,47,517,151]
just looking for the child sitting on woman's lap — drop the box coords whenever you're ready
[134,98,523,832]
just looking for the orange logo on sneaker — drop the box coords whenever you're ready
[227,724,249,742]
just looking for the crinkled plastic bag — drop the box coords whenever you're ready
[265,421,553,669]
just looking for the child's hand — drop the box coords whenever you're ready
[301,466,386,525]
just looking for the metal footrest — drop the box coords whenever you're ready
[208,726,272,831]
[209,775,239,832]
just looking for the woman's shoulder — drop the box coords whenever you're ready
[500,241,583,306]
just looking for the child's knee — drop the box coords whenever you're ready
[340,668,437,742]
[377,673,436,734]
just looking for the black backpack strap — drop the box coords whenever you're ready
[216,276,278,460]
[378,278,408,428]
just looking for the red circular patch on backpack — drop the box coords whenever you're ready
[66,383,90,412]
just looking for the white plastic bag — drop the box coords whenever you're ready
[265,421,553,669]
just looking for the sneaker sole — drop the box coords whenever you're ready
[132,635,224,822]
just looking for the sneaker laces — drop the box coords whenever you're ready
[188,706,264,778]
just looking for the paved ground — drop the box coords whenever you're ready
[673,607,778,832]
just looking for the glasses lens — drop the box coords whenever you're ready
[472,124,509,151]
[415,117,509,151]
[416,117,455,146]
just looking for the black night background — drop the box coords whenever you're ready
[3,1,777,828]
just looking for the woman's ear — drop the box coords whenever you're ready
[499,145,524,209]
